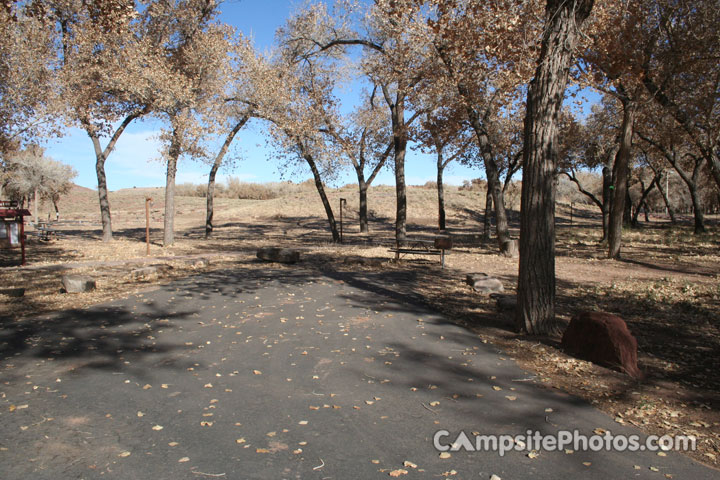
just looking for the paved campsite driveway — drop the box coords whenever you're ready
[1,263,716,479]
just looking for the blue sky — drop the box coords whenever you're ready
[42,0,490,192]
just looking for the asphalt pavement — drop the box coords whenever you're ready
[1,262,717,479]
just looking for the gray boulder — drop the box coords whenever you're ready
[62,275,96,293]
[257,247,301,264]
[466,273,504,294]
[130,266,159,280]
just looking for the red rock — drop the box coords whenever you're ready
[561,312,642,379]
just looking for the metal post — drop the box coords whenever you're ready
[339,198,346,243]
[145,197,152,256]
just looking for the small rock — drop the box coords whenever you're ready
[466,273,504,294]
[130,266,158,280]
[257,247,301,264]
[61,275,96,293]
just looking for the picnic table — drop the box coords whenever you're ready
[36,222,59,241]
[389,236,452,268]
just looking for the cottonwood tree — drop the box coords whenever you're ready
[142,0,234,246]
[48,0,152,242]
[516,0,595,335]
[1,145,76,218]
[204,38,255,238]
[578,0,660,258]
[427,0,540,253]
[558,103,617,241]
[415,94,474,231]
[238,32,343,242]
[635,0,720,194]
[284,1,431,246]
[204,110,251,238]
[319,93,393,234]
[637,111,708,233]
[0,3,58,155]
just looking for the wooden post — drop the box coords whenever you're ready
[145,197,152,256]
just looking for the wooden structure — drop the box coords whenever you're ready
[0,200,31,265]
[390,235,453,268]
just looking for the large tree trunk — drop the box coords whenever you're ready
[437,154,446,231]
[387,91,408,246]
[483,187,492,241]
[305,152,340,242]
[623,176,632,227]
[206,161,220,237]
[516,0,594,335]
[601,165,612,243]
[84,111,145,243]
[357,172,369,234]
[631,177,656,226]
[608,97,635,259]
[206,117,248,238]
[655,175,677,224]
[687,180,706,234]
[466,113,511,250]
[394,136,408,245]
[89,132,114,242]
[163,123,181,247]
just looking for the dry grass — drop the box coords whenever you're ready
[2,182,719,467]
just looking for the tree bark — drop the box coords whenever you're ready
[384,86,408,247]
[516,0,594,335]
[206,117,248,238]
[483,187,492,241]
[608,97,635,259]
[601,165,612,243]
[357,172,369,234]
[654,174,676,224]
[466,112,511,250]
[623,175,633,227]
[304,151,339,242]
[437,152,446,231]
[686,177,706,234]
[631,177,657,226]
[89,133,114,243]
[84,111,145,242]
[163,124,181,247]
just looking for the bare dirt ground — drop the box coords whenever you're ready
[2,183,719,469]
